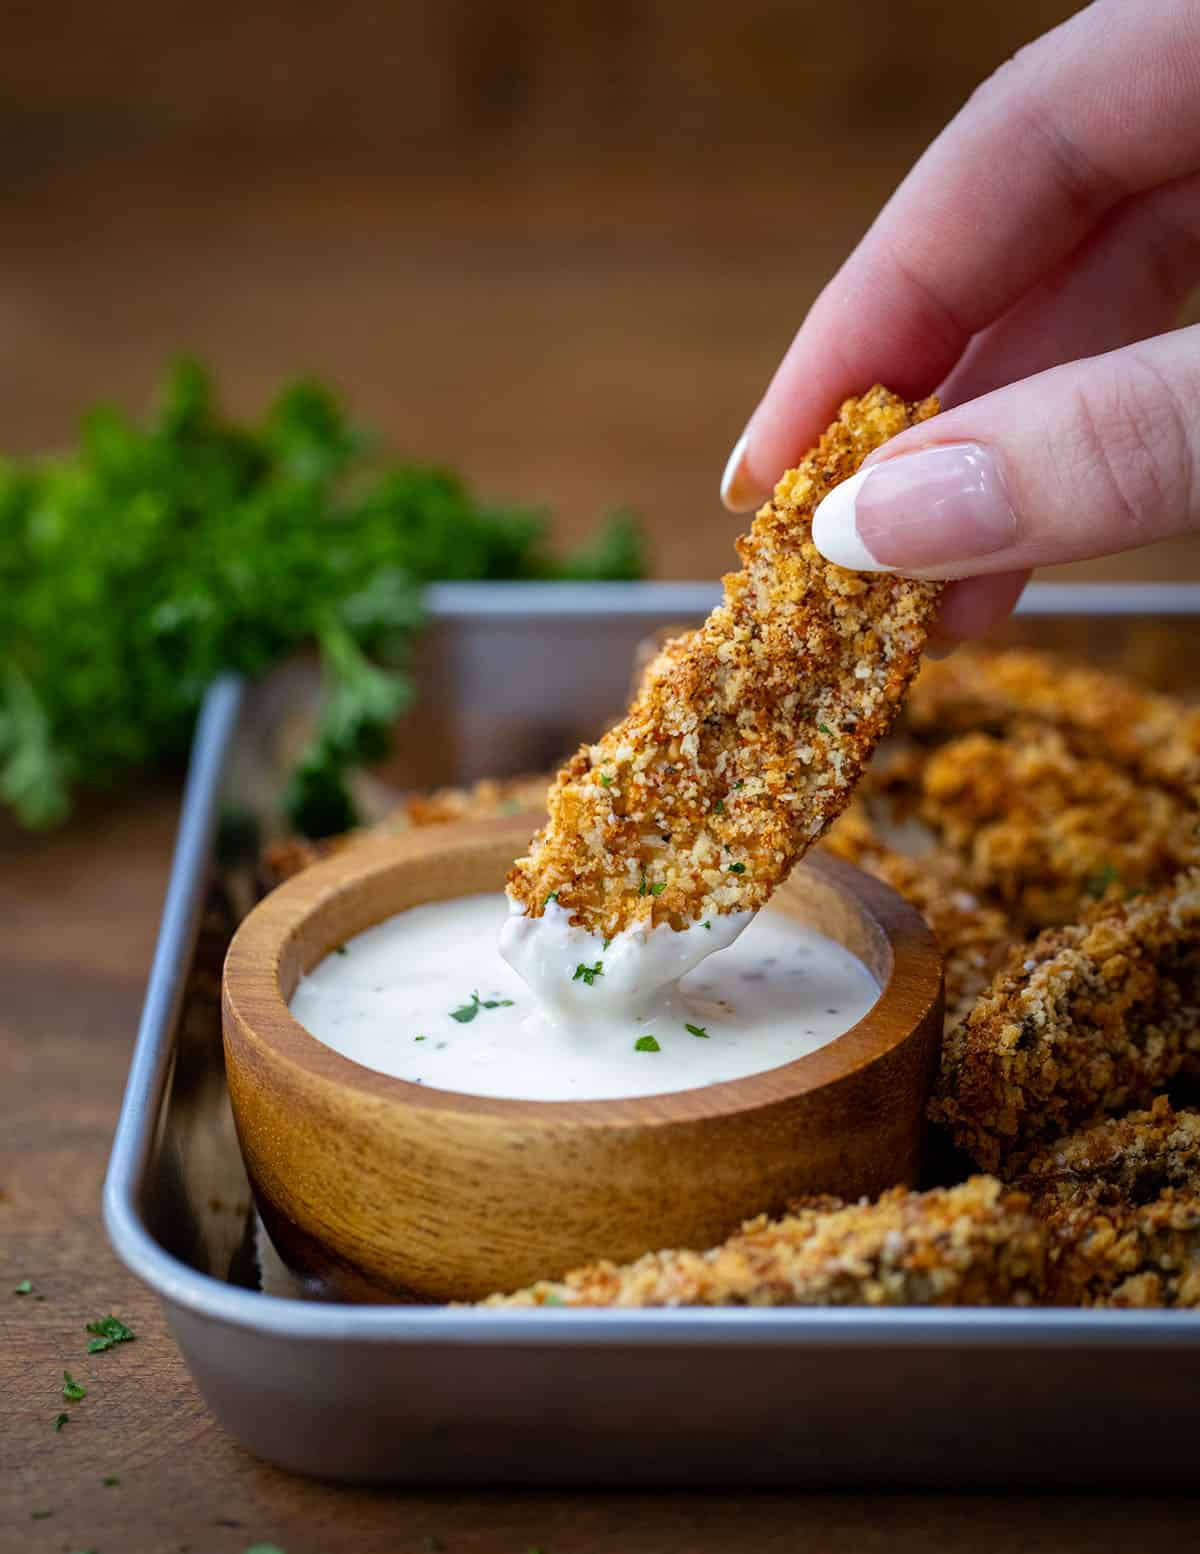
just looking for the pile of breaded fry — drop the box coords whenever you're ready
[265,393,1200,1310]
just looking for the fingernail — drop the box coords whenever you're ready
[812,443,1017,574]
[720,429,765,512]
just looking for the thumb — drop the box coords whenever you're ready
[812,327,1200,579]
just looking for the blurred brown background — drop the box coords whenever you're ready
[3,0,1197,580]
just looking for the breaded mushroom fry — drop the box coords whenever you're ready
[508,388,943,937]
[484,1178,1047,1309]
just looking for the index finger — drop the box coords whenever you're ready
[724,0,1200,509]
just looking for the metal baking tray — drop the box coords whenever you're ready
[105,582,1200,1487]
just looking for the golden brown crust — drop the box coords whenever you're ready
[907,648,1200,798]
[483,1178,1047,1308]
[929,872,1200,1175]
[507,388,943,936]
[1017,1100,1200,1308]
[911,726,1199,933]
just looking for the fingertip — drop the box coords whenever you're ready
[720,429,769,513]
[928,569,1030,649]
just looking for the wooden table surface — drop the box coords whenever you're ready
[3,2,1199,1535]
[2,784,1197,1553]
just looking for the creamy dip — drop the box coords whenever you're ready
[290,892,879,1101]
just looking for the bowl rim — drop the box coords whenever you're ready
[223,815,943,1125]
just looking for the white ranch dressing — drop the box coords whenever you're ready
[290,892,879,1102]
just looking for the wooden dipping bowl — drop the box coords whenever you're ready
[223,816,943,1303]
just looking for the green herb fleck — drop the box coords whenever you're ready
[414,1034,427,1042]
[243,1546,288,1554]
[541,1292,565,1306]
[602,936,612,951]
[103,1475,120,1486]
[85,1315,135,1353]
[634,1035,661,1052]
[13,1278,32,1295]
[727,862,746,875]
[544,891,558,905]
[599,773,613,786]
[703,919,712,931]
[31,1509,53,1519]
[333,943,348,956]
[713,799,725,814]
[450,990,512,1022]
[734,780,745,790]
[54,1412,69,1431]
[1084,865,1120,899]
[62,1370,86,1402]
[685,1023,709,1039]
[573,961,604,986]
[818,722,832,735]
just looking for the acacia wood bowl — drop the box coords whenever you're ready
[223,815,943,1303]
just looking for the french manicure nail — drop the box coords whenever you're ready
[812,443,1017,574]
[720,429,764,513]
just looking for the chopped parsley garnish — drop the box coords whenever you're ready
[414,1035,427,1042]
[85,1315,135,1353]
[573,961,604,986]
[818,722,832,735]
[541,1292,565,1306]
[638,871,667,897]
[62,1371,86,1402]
[450,991,514,1022]
[13,1278,32,1295]
[703,920,712,931]
[333,943,348,956]
[634,1034,661,1052]
[713,799,725,814]
[544,891,558,905]
[727,862,746,875]
[602,936,613,950]
[31,1509,53,1519]
[599,773,613,786]
[685,1023,709,1038]
[103,1475,120,1486]
[243,1546,288,1554]
[650,882,666,895]
[54,1412,69,1431]
[734,780,745,789]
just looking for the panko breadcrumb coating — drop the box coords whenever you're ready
[929,872,1200,1174]
[259,773,549,889]
[1020,1096,1200,1206]
[507,388,943,936]
[484,1178,1047,1308]
[907,649,1200,798]
[1018,1100,1200,1308]
[912,727,1199,932]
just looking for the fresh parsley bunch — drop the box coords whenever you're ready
[0,360,643,835]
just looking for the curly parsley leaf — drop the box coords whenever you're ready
[85,1315,135,1353]
[0,361,644,836]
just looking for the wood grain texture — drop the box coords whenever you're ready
[223,817,941,1300]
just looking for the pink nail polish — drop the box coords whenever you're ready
[856,443,1016,570]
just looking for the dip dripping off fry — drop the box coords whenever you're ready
[507,387,943,937]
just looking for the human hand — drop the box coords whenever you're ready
[720,0,1200,644]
